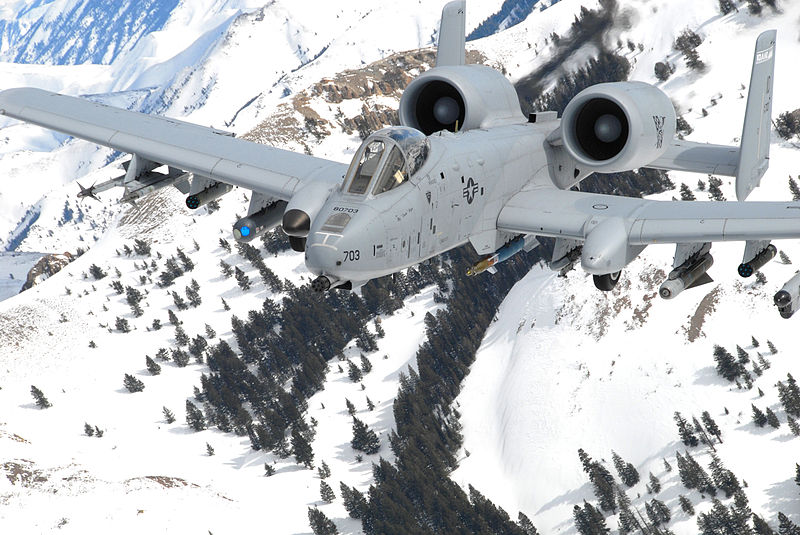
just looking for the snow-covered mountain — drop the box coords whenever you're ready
[1,0,800,534]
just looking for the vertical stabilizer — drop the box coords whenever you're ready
[737,30,776,201]
[436,0,466,67]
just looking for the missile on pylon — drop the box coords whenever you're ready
[466,235,538,276]
[738,244,777,277]
[774,271,800,319]
[233,201,288,242]
[659,253,714,299]
[185,181,233,209]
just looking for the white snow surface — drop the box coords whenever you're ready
[1,0,800,534]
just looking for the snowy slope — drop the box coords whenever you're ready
[455,1,800,533]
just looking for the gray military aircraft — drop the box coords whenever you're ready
[0,2,798,317]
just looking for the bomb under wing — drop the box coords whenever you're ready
[659,250,714,300]
[466,235,538,276]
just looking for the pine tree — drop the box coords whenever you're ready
[680,183,696,200]
[174,325,189,346]
[767,340,778,354]
[84,422,95,436]
[317,460,331,479]
[736,345,751,365]
[766,407,781,428]
[219,260,233,278]
[753,514,775,535]
[752,404,768,427]
[186,400,206,431]
[345,398,356,416]
[351,416,380,454]
[359,354,372,374]
[123,374,145,393]
[518,512,539,535]
[718,0,736,14]
[171,291,188,311]
[320,480,336,503]
[679,494,695,515]
[708,452,741,498]
[663,457,673,472]
[172,348,190,367]
[204,324,216,339]
[752,336,760,348]
[788,415,800,436]
[612,451,640,487]
[221,297,230,311]
[347,360,363,383]
[89,264,107,280]
[115,317,131,333]
[675,412,700,446]
[163,406,176,424]
[167,309,181,326]
[176,248,194,271]
[651,498,671,523]
[264,463,276,476]
[206,442,215,456]
[747,0,762,15]
[125,286,144,317]
[578,449,593,473]
[778,512,800,535]
[185,282,201,307]
[573,501,611,535]
[145,355,161,375]
[366,396,375,411]
[292,426,314,468]
[308,507,338,535]
[234,267,251,291]
[693,416,716,449]
[713,345,740,381]
[701,411,723,443]
[30,385,52,408]
[649,472,662,494]
[780,250,792,264]
[340,482,367,519]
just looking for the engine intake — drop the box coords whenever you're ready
[399,65,524,135]
[561,82,676,173]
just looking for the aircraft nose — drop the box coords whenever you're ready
[305,242,339,276]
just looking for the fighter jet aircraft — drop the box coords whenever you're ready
[1,2,799,317]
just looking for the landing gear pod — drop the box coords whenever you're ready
[233,201,287,243]
[186,182,233,209]
[774,271,800,319]
[593,271,621,291]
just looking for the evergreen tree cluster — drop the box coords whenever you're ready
[360,245,540,534]
[776,112,800,141]
[674,28,705,71]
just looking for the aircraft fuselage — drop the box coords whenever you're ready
[304,120,557,285]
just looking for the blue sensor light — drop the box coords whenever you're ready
[240,226,251,237]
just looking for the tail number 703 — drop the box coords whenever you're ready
[343,250,360,262]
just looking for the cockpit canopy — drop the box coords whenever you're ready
[344,127,430,196]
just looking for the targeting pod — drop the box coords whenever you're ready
[659,253,714,299]
[738,244,777,277]
[774,271,800,319]
[233,201,287,243]
[185,182,233,209]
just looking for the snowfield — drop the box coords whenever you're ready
[1,0,800,534]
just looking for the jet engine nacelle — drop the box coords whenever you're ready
[561,82,676,174]
[399,65,524,135]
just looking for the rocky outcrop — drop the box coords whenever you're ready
[244,48,489,147]
[20,253,73,292]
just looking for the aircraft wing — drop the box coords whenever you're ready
[497,186,800,245]
[0,88,346,201]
